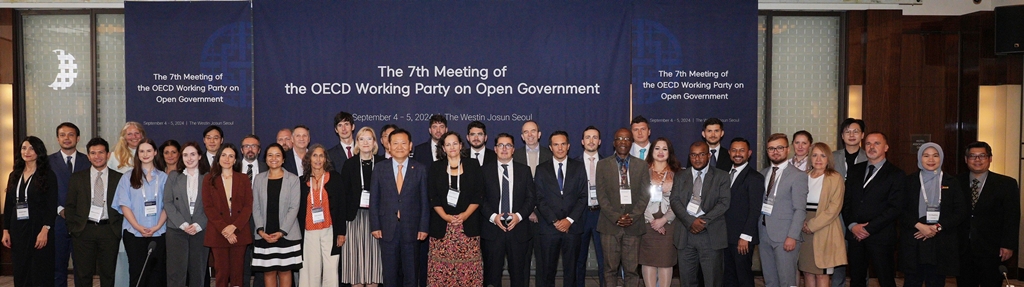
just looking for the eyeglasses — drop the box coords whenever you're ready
[967,154,990,160]
[766,146,788,153]
[843,129,862,135]
[613,137,632,141]
[242,144,259,150]
[495,143,514,149]
[689,152,709,158]
[204,136,222,141]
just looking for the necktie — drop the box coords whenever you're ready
[588,157,597,187]
[865,165,876,184]
[709,150,717,167]
[396,164,404,193]
[557,162,564,193]
[766,167,779,197]
[639,148,646,160]
[971,178,981,209]
[346,146,353,158]
[93,171,105,206]
[692,170,703,202]
[501,164,510,215]
[730,168,737,186]
[475,152,480,159]
[247,164,254,181]
[66,156,73,172]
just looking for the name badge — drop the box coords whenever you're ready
[144,200,158,217]
[312,207,326,223]
[588,186,598,207]
[89,204,104,222]
[926,206,940,223]
[360,190,371,208]
[446,188,461,207]
[650,185,663,203]
[619,188,632,205]
[188,201,196,215]
[687,201,701,215]
[761,203,774,215]
[16,202,29,220]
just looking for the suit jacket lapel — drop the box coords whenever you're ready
[700,169,715,205]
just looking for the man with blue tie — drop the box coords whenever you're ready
[370,128,430,287]
[51,122,90,286]
[534,131,588,287]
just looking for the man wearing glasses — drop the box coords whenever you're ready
[832,118,868,179]
[956,142,1020,287]
[200,125,224,171]
[480,133,535,287]
[758,133,809,287]
[671,141,731,287]
[595,128,650,287]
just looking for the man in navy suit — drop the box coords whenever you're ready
[51,122,90,287]
[722,137,765,287]
[326,111,357,165]
[480,133,535,287]
[370,128,430,287]
[462,121,497,167]
[533,131,588,287]
[575,126,605,287]
[412,114,447,166]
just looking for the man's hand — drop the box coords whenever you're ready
[493,215,508,230]
[529,212,539,223]
[417,232,428,241]
[783,237,797,252]
[371,230,382,239]
[554,219,572,233]
[737,239,750,255]
[506,214,521,232]
[616,214,634,227]
[1001,248,1014,262]
[689,218,706,234]
[852,223,871,241]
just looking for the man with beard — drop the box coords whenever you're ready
[412,114,447,166]
[462,121,497,167]
[702,118,731,171]
[276,128,293,152]
[240,135,268,184]
[51,122,90,287]
[723,138,765,287]
[758,133,809,287]
[672,141,731,287]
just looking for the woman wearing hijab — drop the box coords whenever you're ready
[899,142,967,286]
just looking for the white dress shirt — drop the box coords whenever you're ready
[470,147,487,166]
[551,157,573,224]
[489,160,522,224]
[630,142,652,159]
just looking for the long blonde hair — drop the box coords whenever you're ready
[113,121,146,169]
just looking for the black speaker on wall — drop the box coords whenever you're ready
[995,5,1024,54]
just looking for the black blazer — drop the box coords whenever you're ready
[427,160,484,239]
[282,149,301,176]
[338,155,385,221]
[412,141,438,167]
[4,169,58,237]
[479,161,535,242]
[725,164,765,246]
[713,147,732,171]
[326,143,354,167]
[899,172,967,275]
[297,170,346,255]
[65,168,123,237]
[533,158,588,235]
[842,161,905,243]
[957,171,1020,257]
[462,148,497,167]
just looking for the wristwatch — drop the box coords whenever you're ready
[935,223,942,232]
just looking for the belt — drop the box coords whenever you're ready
[588,206,601,211]
[87,220,110,225]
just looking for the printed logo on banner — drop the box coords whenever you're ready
[200,21,252,109]
[48,49,78,90]
[632,19,682,105]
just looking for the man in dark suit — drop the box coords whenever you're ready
[412,114,447,166]
[575,126,605,287]
[533,131,588,287]
[701,118,731,171]
[842,132,904,287]
[480,133,535,287]
[369,129,430,287]
[239,134,268,287]
[50,122,90,286]
[283,125,311,176]
[327,111,357,165]
[595,128,651,287]
[378,124,398,159]
[462,121,497,167]
[722,137,764,287]
[512,120,552,176]
[672,141,731,287]
[957,141,1021,287]
[65,138,123,287]
[199,125,224,172]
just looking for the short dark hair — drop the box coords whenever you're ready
[389,128,412,143]
[583,125,601,137]
[730,137,751,149]
[965,141,992,156]
[865,131,888,143]
[703,118,724,130]
[495,133,514,145]
[549,130,569,141]
[467,121,486,134]
[429,114,447,127]
[840,118,866,133]
[56,122,80,137]
[333,111,354,129]
[630,116,648,126]
[86,137,109,153]
[242,134,260,144]
[203,125,223,138]
[793,130,813,144]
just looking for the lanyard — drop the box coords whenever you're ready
[864,164,881,187]
[140,170,155,202]
[16,175,33,202]
[359,160,374,190]
[309,173,326,206]
[919,171,942,207]
[448,162,462,190]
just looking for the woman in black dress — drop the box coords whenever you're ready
[2,136,58,287]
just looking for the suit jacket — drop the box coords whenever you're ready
[199,151,216,174]
[842,161,905,243]
[760,164,809,243]
[368,158,430,242]
[297,170,347,254]
[412,141,438,166]
[479,161,535,242]
[671,167,731,250]
[595,155,651,236]
[512,146,553,175]
[326,143,355,167]
[339,155,386,221]
[957,171,1020,258]
[163,170,208,234]
[201,171,254,248]
[49,151,90,218]
[533,158,588,235]
[832,149,867,178]
[427,160,484,238]
[252,171,302,241]
[462,148,497,167]
[239,159,269,179]
[282,149,300,176]
[806,173,847,269]
[65,168,123,237]
[725,164,765,246]
[713,147,732,171]
[899,172,966,275]
[3,169,58,236]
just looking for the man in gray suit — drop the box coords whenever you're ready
[595,128,650,287]
[758,133,809,287]
[671,141,731,287]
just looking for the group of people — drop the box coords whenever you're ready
[1,112,1019,287]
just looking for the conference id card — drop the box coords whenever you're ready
[360,190,371,208]
[650,186,663,203]
[89,204,104,222]
[15,202,29,220]
[687,201,702,216]
[311,207,325,224]
[588,186,598,207]
[144,200,158,217]
[189,201,196,215]
[761,203,774,216]
[926,206,940,223]
[447,188,461,207]
[619,188,632,205]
